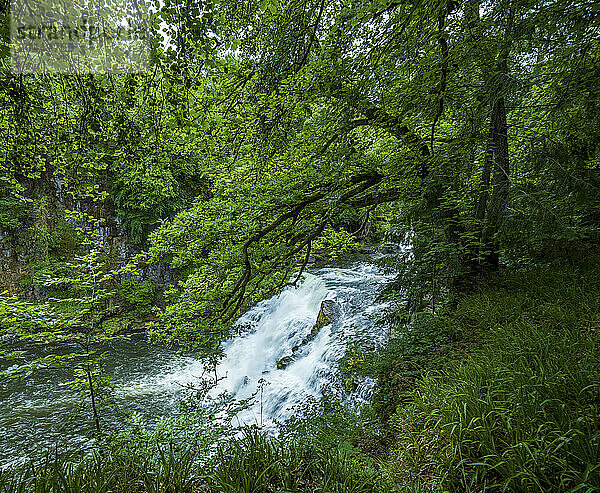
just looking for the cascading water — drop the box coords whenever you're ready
[211,263,393,430]
[0,261,393,467]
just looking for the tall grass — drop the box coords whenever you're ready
[0,430,399,492]
[207,428,394,492]
[388,262,600,491]
[0,446,198,493]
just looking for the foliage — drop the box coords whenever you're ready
[207,427,393,493]
[0,427,401,493]
[0,0,598,352]
[278,394,363,449]
[312,227,361,260]
[1,0,600,489]
[139,0,600,356]
[117,279,160,318]
[386,260,600,491]
[346,313,465,432]
[110,151,211,245]
[0,196,26,230]
[1,255,599,493]
[0,447,199,493]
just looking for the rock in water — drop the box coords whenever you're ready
[276,299,340,370]
[276,356,294,369]
[316,300,339,329]
[314,303,330,332]
[310,299,339,339]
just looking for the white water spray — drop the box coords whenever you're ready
[155,263,394,430]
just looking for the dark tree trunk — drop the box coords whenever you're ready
[480,96,510,272]
[86,362,101,433]
[475,126,494,223]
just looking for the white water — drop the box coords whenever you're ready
[0,262,393,465]
[142,262,394,430]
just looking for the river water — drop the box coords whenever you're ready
[0,262,393,467]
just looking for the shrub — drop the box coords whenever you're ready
[313,228,361,260]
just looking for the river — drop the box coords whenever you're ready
[0,262,393,468]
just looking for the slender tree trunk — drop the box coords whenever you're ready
[476,4,513,274]
[453,124,494,291]
[86,361,101,433]
[475,127,494,223]
[481,96,510,272]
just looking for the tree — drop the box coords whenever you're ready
[144,0,599,350]
[1,0,598,354]
[0,211,138,432]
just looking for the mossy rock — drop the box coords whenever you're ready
[275,300,340,370]
[277,355,294,370]
[314,300,339,332]
[314,310,330,333]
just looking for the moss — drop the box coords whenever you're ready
[314,309,330,332]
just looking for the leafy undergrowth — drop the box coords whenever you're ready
[206,429,394,492]
[0,430,397,493]
[383,261,600,491]
[0,447,198,493]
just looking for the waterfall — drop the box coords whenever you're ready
[0,261,393,466]
[210,262,393,430]
[124,262,393,430]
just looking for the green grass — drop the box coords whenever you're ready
[0,446,198,493]
[206,428,394,492]
[385,261,600,491]
[0,431,399,493]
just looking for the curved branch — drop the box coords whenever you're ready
[219,191,326,316]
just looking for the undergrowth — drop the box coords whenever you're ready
[385,261,600,491]
[0,429,401,493]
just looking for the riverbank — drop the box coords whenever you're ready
[0,263,392,471]
[374,258,600,491]
[1,257,599,492]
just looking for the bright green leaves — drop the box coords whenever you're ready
[0,0,596,362]
[259,0,279,15]
[313,228,361,260]
[112,154,189,245]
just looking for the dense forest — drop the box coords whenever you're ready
[0,0,599,491]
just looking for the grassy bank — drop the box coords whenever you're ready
[380,260,600,491]
[0,430,392,493]
[1,260,599,492]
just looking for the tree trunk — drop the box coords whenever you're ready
[475,1,513,275]
[480,96,510,272]
[85,358,101,433]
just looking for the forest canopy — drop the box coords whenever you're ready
[1,0,599,352]
[1,2,600,491]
